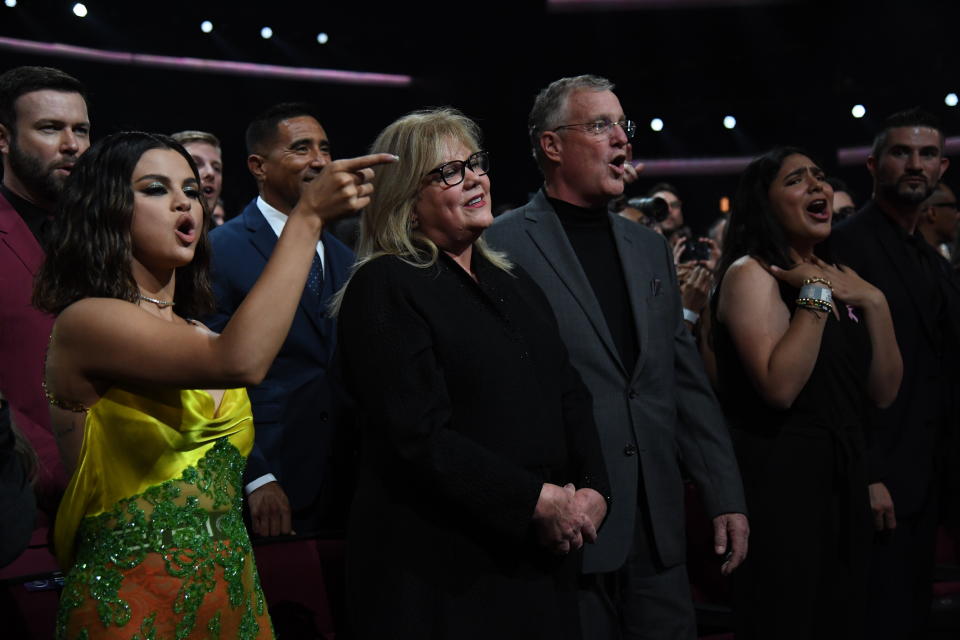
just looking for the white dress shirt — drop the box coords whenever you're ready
[257,195,326,268]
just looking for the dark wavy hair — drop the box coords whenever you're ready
[715,147,817,285]
[33,131,215,317]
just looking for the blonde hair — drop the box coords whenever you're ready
[171,130,221,148]
[330,108,511,316]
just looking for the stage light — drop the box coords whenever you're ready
[723,115,736,130]
[317,32,329,45]
[650,118,664,132]
[201,20,213,33]
[260,26,273,39]
[4,0,17,8]
[946,93,959,107]
[851,104,866,119]
[72,3,87,17]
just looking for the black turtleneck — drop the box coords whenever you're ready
[548,195,639,371]
[0,183,51,248]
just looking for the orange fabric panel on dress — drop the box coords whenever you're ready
[60,553,272,639]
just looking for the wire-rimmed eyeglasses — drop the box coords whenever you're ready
[552,119,637,139]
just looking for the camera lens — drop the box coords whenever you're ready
[626,196,670,223]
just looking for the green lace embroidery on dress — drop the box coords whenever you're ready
[133,613,157,640]
[56,439,267,640]
[206,612,221,640]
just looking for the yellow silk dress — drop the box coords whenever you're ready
[53,384,274,640]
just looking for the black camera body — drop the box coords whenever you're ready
[680,239,711,263]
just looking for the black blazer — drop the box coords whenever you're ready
[337,252,609,638]
[829,201,960,516]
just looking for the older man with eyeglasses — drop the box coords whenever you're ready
[485,74,748,640]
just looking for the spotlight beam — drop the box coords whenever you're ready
[0,35,412,87]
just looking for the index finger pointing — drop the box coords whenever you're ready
[330,153,399,173]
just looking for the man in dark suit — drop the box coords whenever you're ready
[0,66,89,511]
[829,108,960,639]
[484,75,747,640]
[206,103,354,537]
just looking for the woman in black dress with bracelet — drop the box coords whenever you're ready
[710,147,902,639]
[333,108,610,640]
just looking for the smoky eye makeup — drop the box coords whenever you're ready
[140,181,168,196]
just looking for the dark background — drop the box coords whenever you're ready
[1,0,957,233]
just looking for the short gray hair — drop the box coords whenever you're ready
[528,75,614,171]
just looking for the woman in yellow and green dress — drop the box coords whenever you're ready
[33,131,394,639]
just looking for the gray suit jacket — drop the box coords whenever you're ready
[484,190,746,573]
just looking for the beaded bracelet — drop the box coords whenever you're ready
[796,304,827,319]
[42,379,88,413]
[796,297,833,314]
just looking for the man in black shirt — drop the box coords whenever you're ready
[485,74,747,640]
[0,65,90,509]
[830,107,960,639]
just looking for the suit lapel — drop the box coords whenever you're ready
[243,200,326,336]
[0,194,45,275]
[243,200,278,262]
[610,214,650,382]
[522,192,627,376]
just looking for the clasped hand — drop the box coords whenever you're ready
[533,483,607,555]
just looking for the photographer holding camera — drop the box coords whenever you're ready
[619,182,721,332]
[647,183,721,332]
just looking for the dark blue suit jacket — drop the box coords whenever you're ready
[206,198,354,528]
